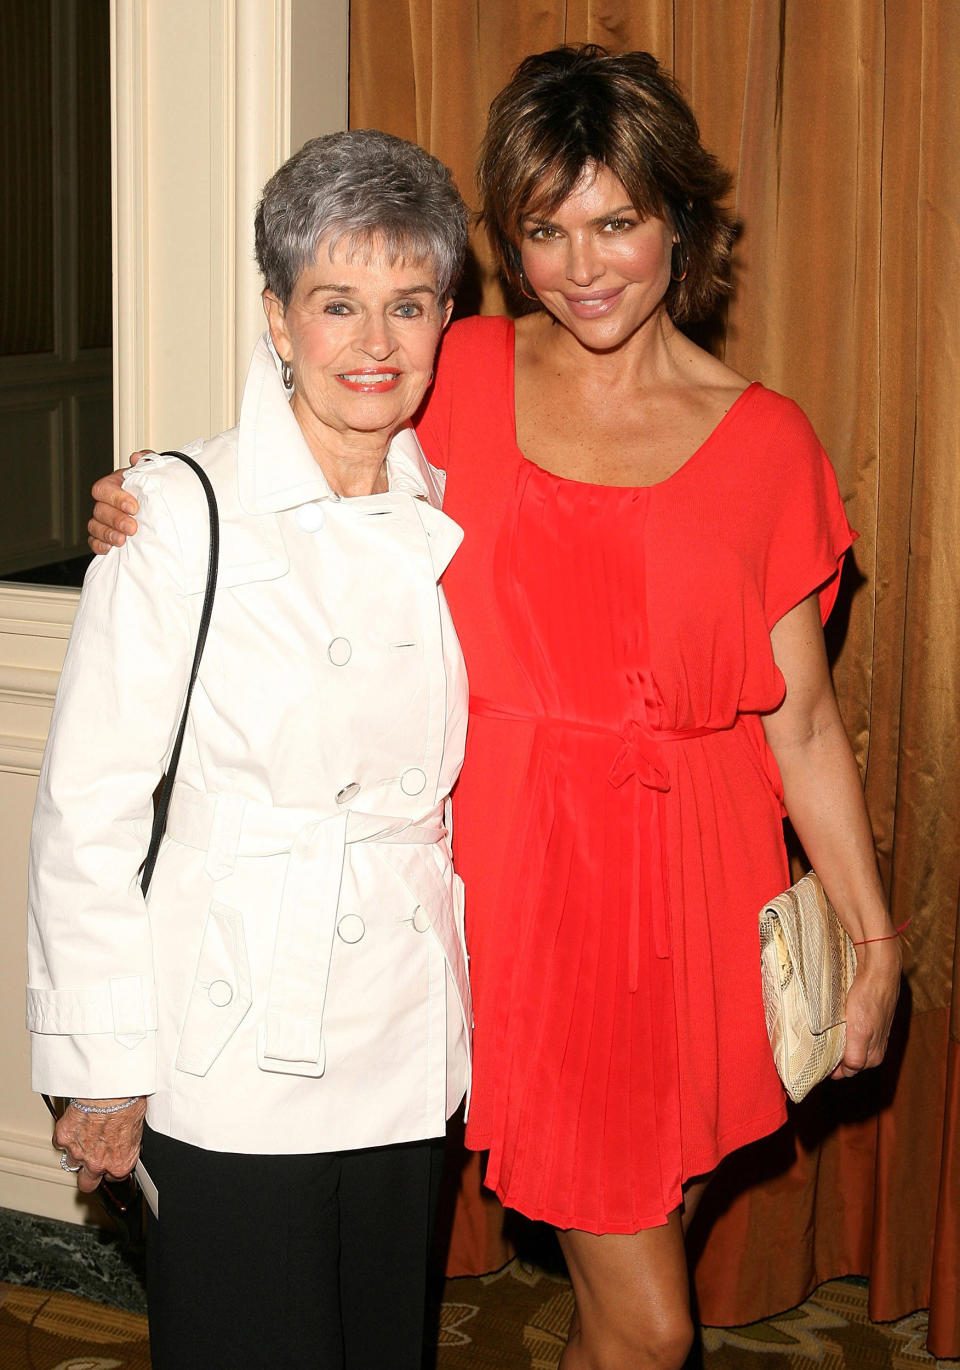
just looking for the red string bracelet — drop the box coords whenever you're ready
[853,918,911,947]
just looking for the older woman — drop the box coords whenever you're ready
[89,47,902,1370]
[29,130,469,1370]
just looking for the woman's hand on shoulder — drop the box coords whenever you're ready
[88,452,151,553]
[833,938,902,1079]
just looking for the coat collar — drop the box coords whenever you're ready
[237,333,445,515]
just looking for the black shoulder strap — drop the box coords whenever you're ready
[139,452,219,896]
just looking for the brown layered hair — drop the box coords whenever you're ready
[477,46,735,323]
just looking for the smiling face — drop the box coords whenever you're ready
[263,235,453,455]
[518,162,676,351]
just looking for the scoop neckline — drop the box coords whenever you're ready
[507,318,761,493]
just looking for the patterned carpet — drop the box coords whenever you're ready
[440,1260,958,1370]
[436,1264,956,1369]
[0,1282,152,1369]
[1,1263,955,1369]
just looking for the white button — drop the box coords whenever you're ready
[296,503,325,533]
[337,914,365,944]
[412,906,431,934]
[208,980,233,1007]
[328,637,352,666]
[400,767,427,796]
[336,782,361,805]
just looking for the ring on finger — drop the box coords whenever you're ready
[60,1150,82,1173]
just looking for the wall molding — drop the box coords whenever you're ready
[0,1128,92,1225]
[111,0,148,464]
[0,585,79,633]
[0,1127,76,1189]
[0,736,45,775]
[0,668,63,702]
[109,0,347,460]
[110,0,297,461]
[232,0,293,410]
[0,586,76,775]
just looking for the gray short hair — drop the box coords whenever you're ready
[255,130,469,307]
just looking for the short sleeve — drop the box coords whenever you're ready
[753,394,856,629]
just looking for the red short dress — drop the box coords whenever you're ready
[416,315,854,1234]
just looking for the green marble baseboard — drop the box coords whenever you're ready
[0,1207,146,1313]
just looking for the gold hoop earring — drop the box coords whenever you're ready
[518,269,538,303]
[670,242,689,283]
[281,360,294,389]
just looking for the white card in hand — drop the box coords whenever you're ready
[135,1158,159,1219]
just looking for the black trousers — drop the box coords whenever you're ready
[141,1123,445,1370]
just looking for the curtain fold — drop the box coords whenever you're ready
[350,1,959,1355]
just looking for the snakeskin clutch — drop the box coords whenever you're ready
[759,873,858,1102]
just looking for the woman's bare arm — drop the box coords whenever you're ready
[762,592,902,1077]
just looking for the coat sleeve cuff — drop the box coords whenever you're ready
[26,976,158,1044]
[30,1026,157,1099]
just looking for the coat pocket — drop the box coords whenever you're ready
[174,901,253,1077]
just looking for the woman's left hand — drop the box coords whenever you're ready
[832,941,902,1078]
[55,1098,147,1194]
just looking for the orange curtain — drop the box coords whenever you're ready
[351,1,960,1357]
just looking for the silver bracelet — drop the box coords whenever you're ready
[68,1096,143,1116]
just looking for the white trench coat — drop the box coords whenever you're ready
[27,335,471,1155]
